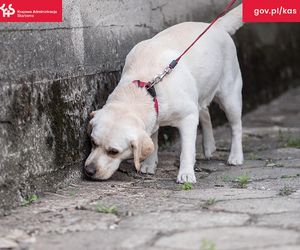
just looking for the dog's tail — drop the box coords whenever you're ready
[216,3,243,35]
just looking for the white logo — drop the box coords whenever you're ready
[0,3,15,17]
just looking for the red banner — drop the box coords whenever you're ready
[0,0,62,22]
[243,0,300,22]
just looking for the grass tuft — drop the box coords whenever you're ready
[181,182,193,190]
[21,194,38,206]
[204,198,217,207]
[286,138,300,149]
[200,239,216,250]
[235,175,250,188]
[95,203,118,214]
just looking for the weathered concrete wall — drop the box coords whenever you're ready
[0,0,235,212]
[0,0,299,212]
[237,23,300,112]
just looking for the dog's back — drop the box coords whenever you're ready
[123,4,243,86]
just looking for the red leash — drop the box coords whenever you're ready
[174,0,237,64]
[133,0,238,115]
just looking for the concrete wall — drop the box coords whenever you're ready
[0,0,299,212]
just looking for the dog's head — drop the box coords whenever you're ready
[84,104,154,180]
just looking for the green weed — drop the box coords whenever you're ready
[21,194,38,206]
[286,138,300,149]
[205,198,217,206]
[95,203,118,214]
[200,239,216,250]
[235,175,250,188]
[181,182,193,190]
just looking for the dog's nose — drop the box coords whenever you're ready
[85,164,96,177]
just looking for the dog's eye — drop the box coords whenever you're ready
[107,148,119,156]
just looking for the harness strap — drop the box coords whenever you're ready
[132,80,159,115]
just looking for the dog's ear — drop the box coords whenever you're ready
[88,109,101,136]
[131,131,154,172]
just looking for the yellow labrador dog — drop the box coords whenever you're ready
[85,4,243,183]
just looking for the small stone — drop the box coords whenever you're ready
[109,224,118,230]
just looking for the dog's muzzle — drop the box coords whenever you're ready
[84,163,96,177]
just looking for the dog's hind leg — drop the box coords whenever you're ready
[141,130,158,174]
[199,107,216,159]
[217,76,243,165]
[177,113,199,183]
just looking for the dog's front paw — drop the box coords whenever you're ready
[227,153,244,165]
[141,162,157,175]
[177,171,196,183]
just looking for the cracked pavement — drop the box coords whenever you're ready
[0,87,300,250]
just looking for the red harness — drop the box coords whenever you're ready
[132,80,159,115]
[132,0,237,117]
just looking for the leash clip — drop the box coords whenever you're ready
[147,65,173,89]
